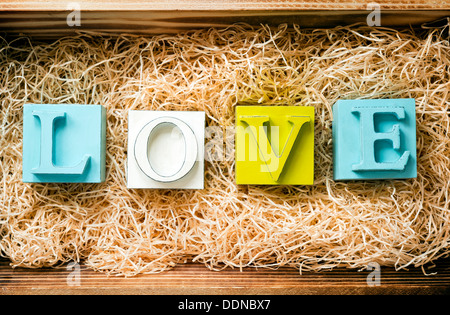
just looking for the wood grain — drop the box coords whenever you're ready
[1,0,449,39]
[1,0,450,11]
[0,10,449,40]
[1,259,450,295]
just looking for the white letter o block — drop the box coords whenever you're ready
[134,117,198,182]
[127,110,205,189]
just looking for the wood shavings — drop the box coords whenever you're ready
[0,24,449,276]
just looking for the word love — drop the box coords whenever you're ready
[22,99,417,188]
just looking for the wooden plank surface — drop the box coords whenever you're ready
[1,0,450,11]
[1,1,449,39]
[1,10,449,40]
[1,258,450,295]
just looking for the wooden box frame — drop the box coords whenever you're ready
[0,0,449,295]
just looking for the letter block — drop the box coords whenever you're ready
[22,104,106,183]
[235,106,314,185]
[127,110,205,189]
[332,99,417,180]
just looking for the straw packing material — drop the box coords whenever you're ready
[0,24,449,276]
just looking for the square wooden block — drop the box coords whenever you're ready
[235,106,314,185]
[332,99,417,180]
[127,111,205,189]
[22,104,106,183]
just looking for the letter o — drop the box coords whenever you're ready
[134,116,198,182]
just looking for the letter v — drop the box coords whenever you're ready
[238,115,310,182]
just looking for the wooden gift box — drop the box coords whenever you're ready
[0,0,449,295]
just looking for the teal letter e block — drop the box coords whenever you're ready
[332,99,416,180]
[23,104,106,183]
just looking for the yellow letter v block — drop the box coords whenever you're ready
[235,106,314,185]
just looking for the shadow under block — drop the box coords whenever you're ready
[22,104,106,183]
[127,110,205,189]
[332,99,417,180]
[235,106,314,185]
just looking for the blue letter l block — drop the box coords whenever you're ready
[31,110,90,175]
